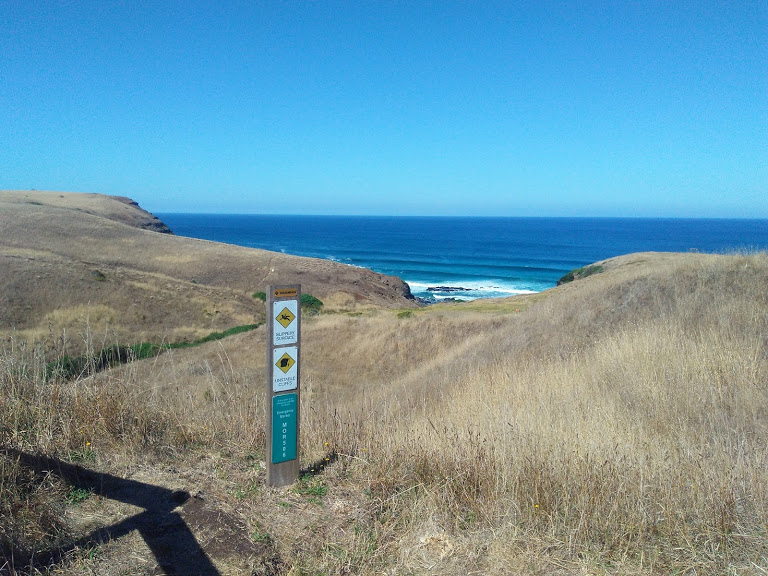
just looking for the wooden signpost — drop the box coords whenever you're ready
[266,285,301,487]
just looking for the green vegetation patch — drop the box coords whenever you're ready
[557,264,604,285]
[251,526,272,543]
[295,475,328,506]
[254,291,323,315]
[65,487,92,505]
[300,293,324,315]
[47,343,162,380]
[233,481,261,501]
[46,324,260,380]
[168,324,259,349]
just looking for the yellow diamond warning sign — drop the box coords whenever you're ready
[276,307,296,329]
[273,300,299,345]
[272,345,298,392]
[276,352,296,374]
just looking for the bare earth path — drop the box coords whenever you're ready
[8,450,285,576]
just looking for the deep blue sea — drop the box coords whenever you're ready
[157,215,768,301]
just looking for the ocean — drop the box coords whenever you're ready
[157,215,768,301]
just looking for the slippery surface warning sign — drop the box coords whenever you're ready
[273,300,298,345]
[276,306,296,329]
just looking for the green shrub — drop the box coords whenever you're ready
[46,345,137,379]
[46,325,260,379]
[47,354,89,380]
[129,342,163,359]
[300,293,324,315]
[557,264,604,285]
[168,324,260,349]
[254,291,322,315]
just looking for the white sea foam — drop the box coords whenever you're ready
[406,279,541,301]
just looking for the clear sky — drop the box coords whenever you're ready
[2,1,766,217]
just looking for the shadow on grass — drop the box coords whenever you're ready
[1,448,221,576]
[299,451,338,477]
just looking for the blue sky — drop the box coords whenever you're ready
[2,1,766,216]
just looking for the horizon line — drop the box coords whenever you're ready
[152,212,768,221]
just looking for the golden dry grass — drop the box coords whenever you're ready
[0,191,416,352]
[3,250,767,574]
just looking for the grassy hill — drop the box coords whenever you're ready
[1,194,767,574]
[0,190,415,350]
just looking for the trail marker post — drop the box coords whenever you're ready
[266,285,301,487]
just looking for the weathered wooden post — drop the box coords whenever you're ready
[266,285,301,487]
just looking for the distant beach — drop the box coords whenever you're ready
[158,215,768,301]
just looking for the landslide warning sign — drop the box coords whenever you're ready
[272,346,298,392]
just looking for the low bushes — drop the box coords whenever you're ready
[46,325,260,380]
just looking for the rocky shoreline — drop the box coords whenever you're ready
[409,285,477,305]
[426,286,474,293]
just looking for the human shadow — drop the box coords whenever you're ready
[2,448,221,576]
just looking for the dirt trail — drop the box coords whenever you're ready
[4,451,285,576]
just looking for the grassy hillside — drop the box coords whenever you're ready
[2,249,766,574]
[0,191,414,350]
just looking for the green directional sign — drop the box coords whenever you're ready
[272,393,297,464]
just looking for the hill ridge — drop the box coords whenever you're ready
[0,190,415,347]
